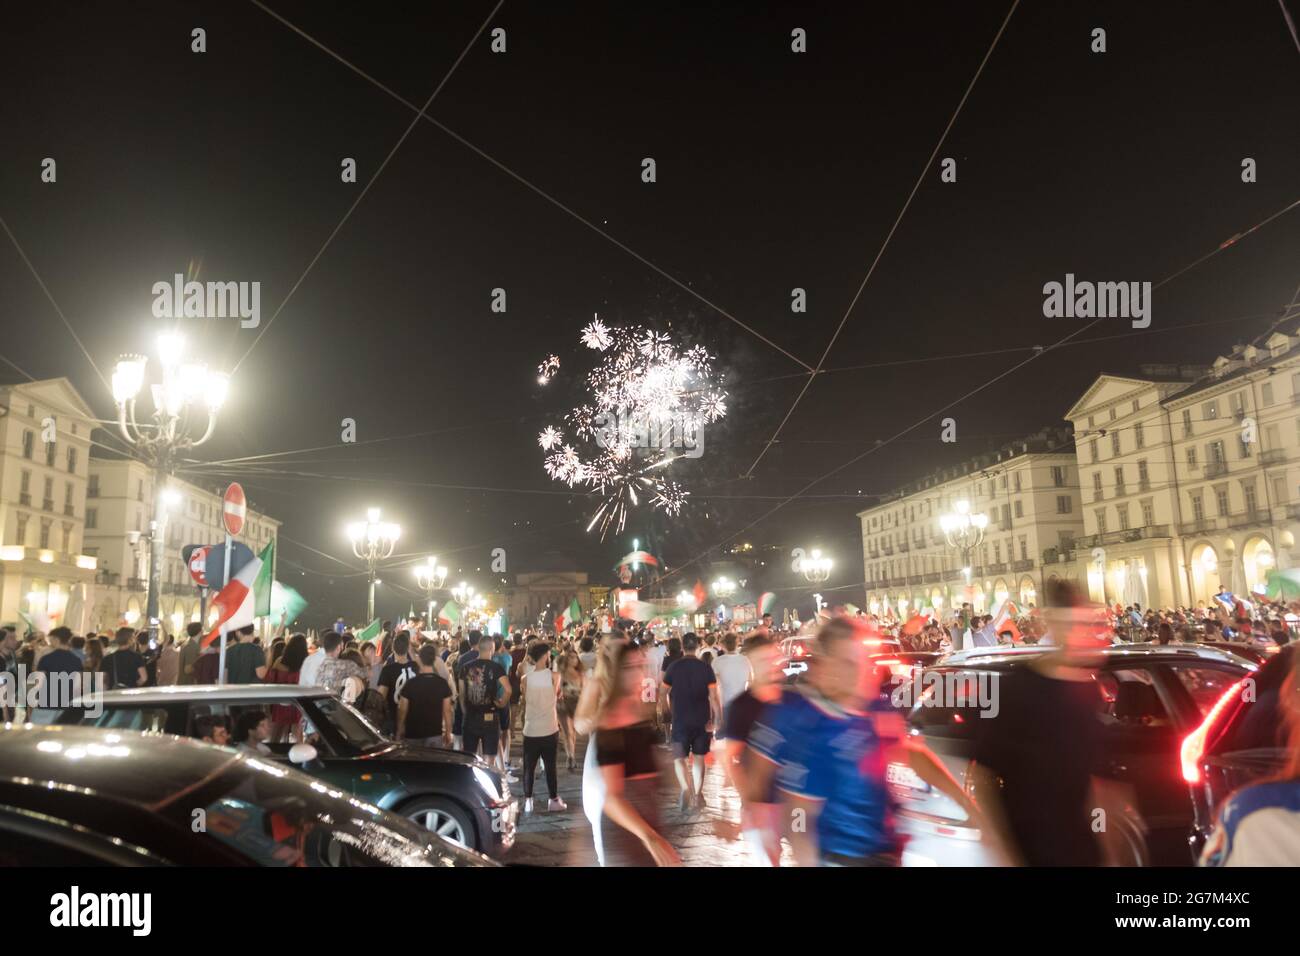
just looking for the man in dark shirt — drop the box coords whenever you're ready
[398,645,454,746]
[105,627,148,690]
[967,579,1124,866]
[457,632,512,776]
[663,632,721,811]
[723,633,783,864]
[377,631,419,735]
[35,627,83,710]
[224,625,266,684]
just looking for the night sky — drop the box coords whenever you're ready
[2,1,1297,623]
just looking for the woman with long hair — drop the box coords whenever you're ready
[557,650,584,771]
[83,637,105,675]
[574,639,680,866]
[266,633,309,740]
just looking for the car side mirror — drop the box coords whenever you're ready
[288,743,319,766]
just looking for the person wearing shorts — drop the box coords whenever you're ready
[662,633,720,812]
[458,632,514,779]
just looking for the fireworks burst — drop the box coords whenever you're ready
[537,354,560,385]
[535,320,726,539]
[581,316,612,351]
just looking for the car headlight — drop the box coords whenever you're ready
[472,765,503,802]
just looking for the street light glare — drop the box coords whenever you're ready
[111,355,147,403]
[157,331,185,369]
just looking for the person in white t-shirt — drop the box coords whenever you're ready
[711,633,751,710]
[298,632,326,686]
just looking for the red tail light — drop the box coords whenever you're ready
[1180,678,1245,784]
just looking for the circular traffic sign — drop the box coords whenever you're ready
[188,545,211,587]
[223,482,246,536]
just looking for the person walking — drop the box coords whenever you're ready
[520,642,567,812]
[662,633,720,811]
[397,645,454,748]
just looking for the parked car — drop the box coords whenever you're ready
[54,684,516,856]
[1194,639,1284,667]
[1182,643,1296,856]
[0,724,496,866]
[891,643,1256,866]
[781,634,902,682]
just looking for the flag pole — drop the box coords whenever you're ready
[217,531,232,684]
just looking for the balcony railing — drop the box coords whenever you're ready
[1205,461,1229,479]
[63,504,74,517]
[42,498,54,511]
[1226,509,1271,530]
[1178,517,1219,535]
[19,493,30,506]
[1012,559,1034,572]
[1078,525,1172,549]
[127,577,147,592]
[1261,449,1286,466]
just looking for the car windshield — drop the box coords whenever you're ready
[311,696,387,751]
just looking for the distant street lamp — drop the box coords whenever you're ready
[799,548,833,585]
[347,508,400,622]
[940,500,988,584]
[712,576,736,599]
[414,556,448,628]
[112,332,229,646]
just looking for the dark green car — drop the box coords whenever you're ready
[55,684,517,857]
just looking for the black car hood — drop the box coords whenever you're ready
[359,741,485,769]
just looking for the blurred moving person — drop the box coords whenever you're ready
[575,639,680,866]
[746,618,902,866]
[721,633,783,865]
[965,579,1134,866]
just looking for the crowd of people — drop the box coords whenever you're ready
[5,584,1300,868]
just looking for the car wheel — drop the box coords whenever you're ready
[403,796,476,849]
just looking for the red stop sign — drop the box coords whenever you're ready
[223,482,246,536]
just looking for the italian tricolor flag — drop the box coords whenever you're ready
[438,600,461,628]
[201,540,273,648]
[554,597,581,632]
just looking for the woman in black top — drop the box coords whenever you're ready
[577,640,680,867]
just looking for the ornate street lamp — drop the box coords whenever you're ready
[940,499,988,584]
[414,556,448,629]
[347,507,400,621]
[112,332,229,646]
[799,548,833,584]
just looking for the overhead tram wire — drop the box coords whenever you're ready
[245,0,813,374]
[651,197,1300,588]
[232,0,506,377]
[742,0,1022,479]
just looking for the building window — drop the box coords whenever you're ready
[1140,499,1154,526]
[1209,440,1226,466]
[1231,392,1245,416]
[12,514,28,546]
[1089,440,1098,463]
[86,508,97,529]
[1215,487,1230,517]
[1109,407,1117,421]
[994,542,1002,564]
[1052,466,1066,487]
[1117,504,1130,531]
[1243,480,1258,516]
[1056,495,1072,514]
[39,519,51,549]
[45,441,56,466]
[1187,446,1198,470]
[1019,537,1027,561]
[1095,509,1107,534]
[1134,421,1144,449]
[1113,465,1125,497]
[1014,472,1022,492]
[1092,472,1103,500]
[43,477,53,511]
[1190,493,1205,522]
[1182,409,1193,437]
[1205,400,1218,421]
[67,447,77,474]
[61,523,72,553]
[19,469,30,505]
[1137,459,1149,491]
[1110,432,1121,457]
[64,482,74,515]
[21,430,33,459]
[1014,500,1024,518]
[1263,382,1274,406]
[87,474,99,497]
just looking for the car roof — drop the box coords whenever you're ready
[0,723,244,806]
[68,683,332,707]
[940,642,1257,669]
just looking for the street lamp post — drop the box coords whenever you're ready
[347,508,400,622]
[414,556,448,629]
[940,500,988,586]
[798,548,833,584]
[111,333,229,647]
